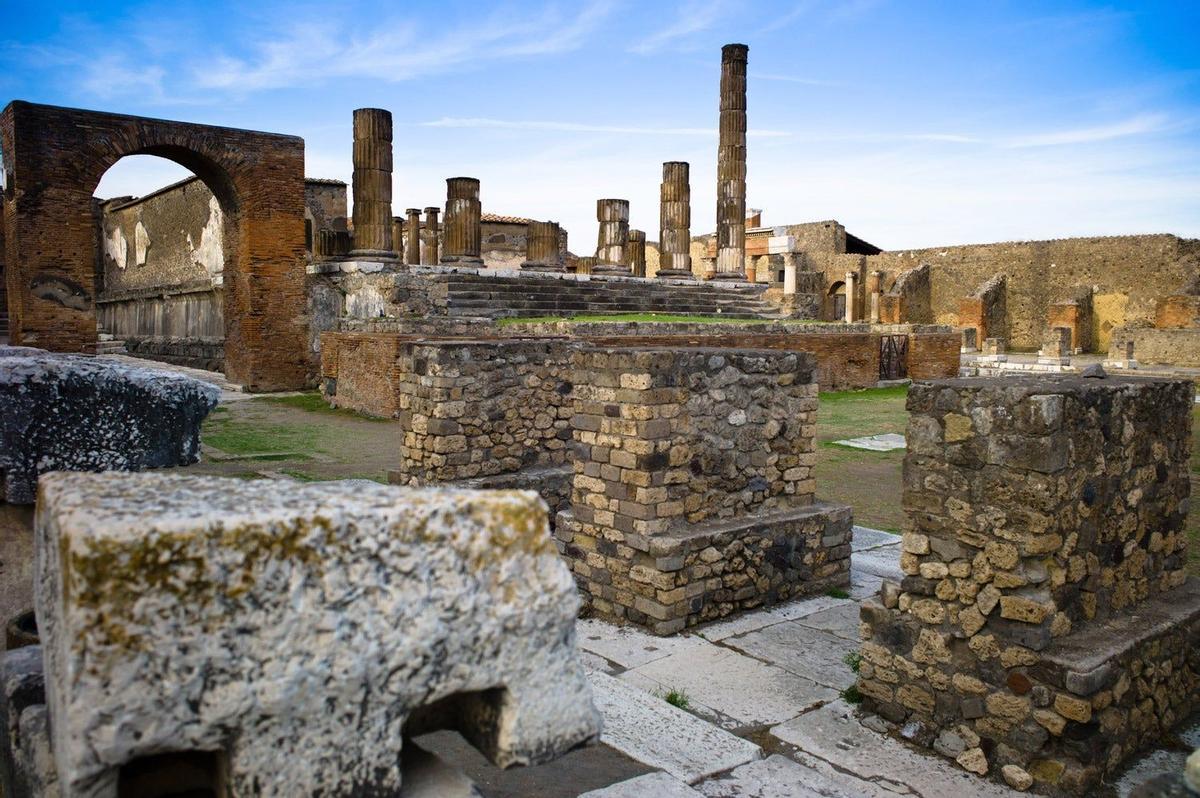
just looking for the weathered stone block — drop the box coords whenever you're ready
[35,473,600,797]
[0,350,219,504]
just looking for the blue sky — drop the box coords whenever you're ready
[2,0,1198,250]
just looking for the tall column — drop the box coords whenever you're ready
[868,270,884,323]
[783,254,797,295]
[350,108,396,259]
[442,177,482,265]
[593,198,631,276]
[405,208,421,265]
[423,207,440,265]
[522,221,565,272]
[844,271,857,323]
[714,44,748,281]
[391,218,404,255]
[658,161,694,279]
[626,230,647,277]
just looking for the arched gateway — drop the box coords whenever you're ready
[0,101,308,391]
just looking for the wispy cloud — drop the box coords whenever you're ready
[422,117,792,137]
[629,0,731,54]
[196,2,617,92]
[752,72,839,87]
[1002,114,1169,148]
[759,0,884,33]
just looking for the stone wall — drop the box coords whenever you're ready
[880,263,932,324]
[555,347,852,634]
[869,235,1200,352]
[1110,327,1200,368]
[958,274,1008,349]
[857,374,1197,794]
[1157,295,1200,329]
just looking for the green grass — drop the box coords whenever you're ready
[841,684,864,705]
[257,391,392,421]
[844,651,863,674]
[663,688,691,710]
[203,416,325,457]
[497,313,834,326]
[826,587,851,599]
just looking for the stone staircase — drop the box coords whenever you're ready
[441,273,782,319]
[83,329,127,356]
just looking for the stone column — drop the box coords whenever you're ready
[844,271,856,323]
[350,108,396,259]
[626,230,647,277]
[522,221,565,272]
[423,207,440,265]
[783,254,797,295]
[575,256,596,276]
[658,162,694,279]
[442,177,482,265]
[593,199,631,276]
[714,44,748,281]
[405,208,421,265]
[868,270,884,324]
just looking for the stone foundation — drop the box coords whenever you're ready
[555,347,851,634]
[857,374,1197,795]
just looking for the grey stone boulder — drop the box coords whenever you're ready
[0,350,219,503]
[36,473,601,797]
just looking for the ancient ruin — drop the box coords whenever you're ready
[349,108,396,260]
[714,44,749,281]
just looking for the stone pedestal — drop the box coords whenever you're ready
[350,108,397,259]
[657,161,695,279]
[423,207,440,265]
[405,208,421,265]
[858,375,1198,795]
[626,230,647,277]
[979,337,1007,363]
[442,177,483,265]
[1104,339,1138,370]
[522,221,565,272]
[783,254,798,295]
[714,44,748,281]
[1038,326,1072,366]
[961,327,978,353]
[594,199,631,276]
[556,347,851,635]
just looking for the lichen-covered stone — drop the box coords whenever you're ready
[35,473,601,798]
[0,350,219,503]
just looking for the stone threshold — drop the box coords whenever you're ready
[649,500,849,549]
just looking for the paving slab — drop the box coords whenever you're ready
[580,771,702,797]
[623,643,836,728]
[695,595,854,642]
[588,671,762,784]
[852,526,902,552]
[851,545,903,582]
[725,623,859,690]
[849,569,884,601]
[1112,715,1200,797]
[576,618,708,670]
[792,603,861,642]
[831,433,906,452]
[697,754,880,798]
[771,701,1024,797]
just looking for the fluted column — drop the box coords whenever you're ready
[626,230,647,277]
[575,256,596,276]
[405,208,421,265]
[657,161,694,279]
[391,217,404,255]
[442,177,482,265]
[714,44,748,280]
[350,108,396,258]
[423,207,440,265]
[522,221,565,272]
[593,198,631,276]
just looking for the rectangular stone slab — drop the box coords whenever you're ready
[35,472,601,798]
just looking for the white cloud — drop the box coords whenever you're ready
[1002,114,1169,148]
[629,0,731,54]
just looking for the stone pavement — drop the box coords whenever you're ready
[830,433,907,452]
[566,526,1198,797]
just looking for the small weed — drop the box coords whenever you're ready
[841,684,864,705]
[844,651,862,673]
[664,688,691,710]
[257,392,392,422]
[826,587,850,599]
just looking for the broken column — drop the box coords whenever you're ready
[593,199,631,276]
[442,177,483,265]
[423,206,441,265]
[33,472,602,797]
[350,108,396,259]
[657,161,695,279]
[844,271,857,322]
[868,271,884,324]
[522,221,565,272]
[783,254,798,295]
[858,375,1197,795]
[714,44,749,281]
[626,230,647,277]
[556,347,852,635]
[405,208,421,265]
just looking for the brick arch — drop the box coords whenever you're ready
[0,101,308,390]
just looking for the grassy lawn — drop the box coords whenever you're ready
[815,386,1200,576]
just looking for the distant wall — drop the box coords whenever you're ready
[868,234,1200,351]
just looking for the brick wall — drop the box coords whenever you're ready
[1156,295,1200,329]
[0,101,308,390]
[858,375,1197,793]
